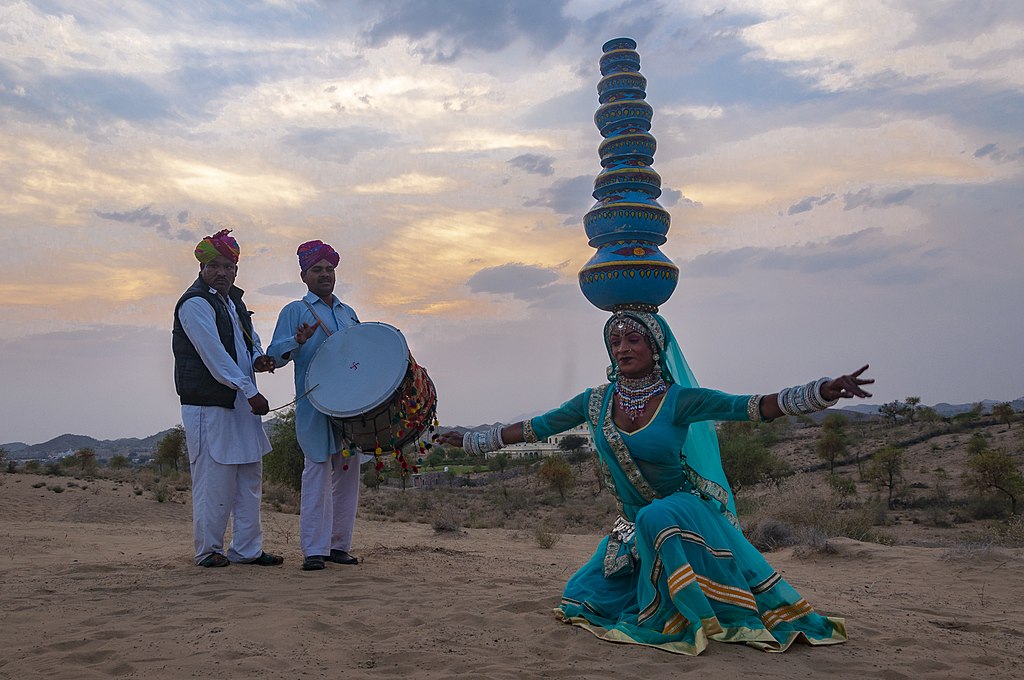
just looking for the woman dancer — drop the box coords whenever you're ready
[441,309,871,655]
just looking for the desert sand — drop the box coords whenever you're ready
[2,472,1022,680]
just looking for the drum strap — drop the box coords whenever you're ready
[303,300,333,337]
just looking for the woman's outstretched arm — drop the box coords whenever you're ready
[758,364,874,420]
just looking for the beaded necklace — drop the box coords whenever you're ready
[614,372,666,422]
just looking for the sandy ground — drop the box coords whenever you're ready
[2,473,1022,680]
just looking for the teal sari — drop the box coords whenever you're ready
[529,312,848,655]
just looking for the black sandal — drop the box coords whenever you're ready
[326,549,358,565]
[302,555,326,571]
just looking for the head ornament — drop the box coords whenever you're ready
[194,229,239,264]
[297,240,340,272]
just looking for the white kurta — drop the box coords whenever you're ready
[178,289,271,564]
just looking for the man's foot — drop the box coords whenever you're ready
[302,555,326,571]
[326,549,358,565]
[198,553,229,568]
[247,551,284,566]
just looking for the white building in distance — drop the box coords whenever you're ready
[500,423,593,459]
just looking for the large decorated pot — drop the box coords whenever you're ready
[578,37,679,312]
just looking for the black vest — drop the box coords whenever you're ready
[172,277,255,408]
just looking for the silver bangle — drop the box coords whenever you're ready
[777,378,837,416]
[463,426,506,456]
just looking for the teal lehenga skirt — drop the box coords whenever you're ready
[556,491,847,655]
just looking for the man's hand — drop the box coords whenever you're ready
[248,393,270,416]
[253,355,276,373]
[295,320,321,345]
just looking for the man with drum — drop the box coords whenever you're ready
[267,240,361,572]
[172,229,284,568]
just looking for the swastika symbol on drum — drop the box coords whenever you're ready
[350,362,359,370]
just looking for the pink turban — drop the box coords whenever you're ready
[297,240,340,272]
[194,229,240,264]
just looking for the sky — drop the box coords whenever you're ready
[1,0,1022,445]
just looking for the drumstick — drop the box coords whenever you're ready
[268,383,320,413]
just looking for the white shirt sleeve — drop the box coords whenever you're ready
[179,296,258,399]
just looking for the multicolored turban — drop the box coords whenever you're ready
[194,229,240,264]
[297,240,340,272]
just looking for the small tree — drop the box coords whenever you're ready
[0,447,7,470]
[263,410,304,492]
[537,455,574,502]
[904,397,921,424]
[488,452,510,474]
[992,402,1015,428]
[108,454,130,470]
[155,425,188,474]
[869,446,904,509]
[816,430,847,474]
[878,401,905,425]
[558,434,587,455]
[74,447,97,474]
[966,432,989,456]
[718,422,792,491]
[424,447,445,469]
[963,448,1023,515]
[917,406,941,425]
[362,467,383,490]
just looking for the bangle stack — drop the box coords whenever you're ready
[463,424,506,456]
[776,377,839,416]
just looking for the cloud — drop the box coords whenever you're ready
[362,0,573,63]
[843,187,915,211]
[787,193,836,215]
[508,153,555,176]
[95,205,196,241]
[256,282,308,299]
[466,262,561,300]
[974,142,1024,163]
[281,126,394,163]
[524,175,593,224]
[682,228,934,282]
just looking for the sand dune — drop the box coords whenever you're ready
[1,473,1022,679]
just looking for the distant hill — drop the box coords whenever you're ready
[842,398,1024,418]
[2,430,177,461]
[4,396,1021,459]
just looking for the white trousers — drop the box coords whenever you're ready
[191,447,264,564]
[300,454,360,558]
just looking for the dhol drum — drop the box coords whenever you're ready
[305,322,437,454]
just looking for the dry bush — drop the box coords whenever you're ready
[940,538,1000,561]
[432,507,462,533]
[534,522,562,549]
[262,482,299,514]
[1003,515,1024,546]
[152,483,170,503]
[743,475,894,546]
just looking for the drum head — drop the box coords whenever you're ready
[305,323,410,418]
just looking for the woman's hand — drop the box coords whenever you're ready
[437,431,464,448]
[821,364,874,401]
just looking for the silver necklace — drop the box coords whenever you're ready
[615,372,666,421]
